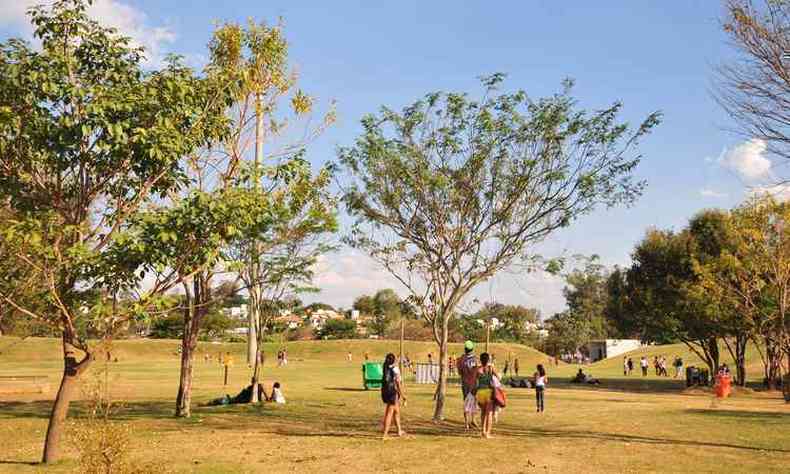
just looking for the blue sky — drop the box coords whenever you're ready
[0,0,772,317]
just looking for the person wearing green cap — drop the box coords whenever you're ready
[457,340,479,429]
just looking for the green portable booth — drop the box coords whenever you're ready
[362,362,383,390]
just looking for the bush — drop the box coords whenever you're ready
[318,319,357,339]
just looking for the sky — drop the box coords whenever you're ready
[0,0,777,318]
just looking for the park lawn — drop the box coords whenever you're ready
[0,337,788,473]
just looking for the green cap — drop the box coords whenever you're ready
[464,340,475,350]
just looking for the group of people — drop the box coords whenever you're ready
[206,378,286,406]
[628,355,684,378]
[379,340,548,440]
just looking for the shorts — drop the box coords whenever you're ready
[381,390,398,405]
[476,388,493,408]
[462,383,475,399]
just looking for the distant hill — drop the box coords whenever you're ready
[0,336,557,367]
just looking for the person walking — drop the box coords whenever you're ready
[457,341,479,430]
[674,356,684,379]
[381,353,406,439]
[475,352,499,439]
[534,364,548,413]
[640,356,649,376]
[623,356,628,376]
[513,357,520,377]
[627,357,634,375]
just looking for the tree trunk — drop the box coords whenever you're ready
[175,276,208,417]
[42,334,92,463]
[724,334,748,386]
[251,346,262,403]
[432,323,448,421]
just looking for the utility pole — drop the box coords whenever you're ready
[247,91,263,366]
[485,319,490,353]
[399,317,405,376]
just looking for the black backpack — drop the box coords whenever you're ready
[382,365,397,398]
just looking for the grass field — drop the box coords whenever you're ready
[0,336,789,473]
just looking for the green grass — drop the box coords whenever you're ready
[0,336,789,473]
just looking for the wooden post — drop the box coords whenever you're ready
[485,320,490,353]
[223,365,229,386]
[399,318,405,376]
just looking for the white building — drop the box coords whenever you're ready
[586,339,643,361]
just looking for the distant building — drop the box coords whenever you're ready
[275,314,304,330]
[586,339,643,361]
[306,308,345,329]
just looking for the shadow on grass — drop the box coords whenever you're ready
[0,461,38,466]
[685,408,790,423]
[323,387,368,392]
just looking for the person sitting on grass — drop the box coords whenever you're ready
[206,378,266,406]
[571,368,601,385]
[381,352,406,439]
[271,382,286,404]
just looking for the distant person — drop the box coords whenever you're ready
[271,382,286,404]
[381,353,406,439]
[653,356,660,375]
[364,352,369,361]
[714,365,733,405]
[475,352,498,439]
[640,356,649,376]
[448,356,455,376]
[282,349,288,366]
[513,358,520,377]
[534,364,548,413]
[457,341,479,430]
[674,356,683,378]
[503,360,510,378]
[427,353,433,365]
[623,356,628,376]
[347,351,353,363]
[627,357,634,375]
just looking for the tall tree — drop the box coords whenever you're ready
[716,0,790,166]
[0,0,228,461]
[340,74,660,420]
[208,21,337,402]
[562,256,615,340]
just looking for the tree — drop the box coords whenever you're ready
[562,256,615,341]
[206,20,337,405]
[695,196,790,391]
[340,74,660,420]
[471,302,539,343]
[716,0,790,166]
[0,0,228,461]
[623,227,724,376]
[543,310,592,356]
[318,319,358,339]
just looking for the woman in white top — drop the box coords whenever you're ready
[534,364,547,413]
[380,353,406,439]
[271,382,286,404]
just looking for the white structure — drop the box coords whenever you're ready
[586,339,643,361]
[350,310,360,320]
[415,363,440,384]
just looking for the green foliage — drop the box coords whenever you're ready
[318,319,358,340]
[0,0,230,343]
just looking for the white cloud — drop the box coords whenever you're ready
[719,138,772,181]
[699,188,727,198]
[306,251,567,319]
[0,0,176,67]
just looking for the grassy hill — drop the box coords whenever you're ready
[0,336,554,365]
[587,341,768,382]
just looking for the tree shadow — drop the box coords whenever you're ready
[685,408,790,424]
[323,387,368,392]
[0,461,38,466]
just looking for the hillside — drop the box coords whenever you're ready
[588,341,768,381]
[0,336,554,367]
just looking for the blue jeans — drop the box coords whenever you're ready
[535,386,545,412]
